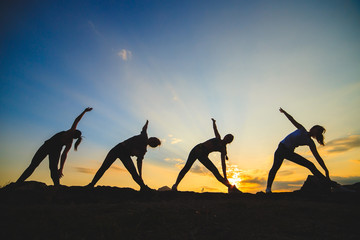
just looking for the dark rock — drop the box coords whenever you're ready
[300,175,331,193]
[158,186,171,191]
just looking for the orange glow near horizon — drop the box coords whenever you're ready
[227,164,242,189]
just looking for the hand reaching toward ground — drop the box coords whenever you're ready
[58,169,64,179]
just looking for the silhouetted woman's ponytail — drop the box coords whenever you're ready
[73,130,82,151]
[311,125,326,146]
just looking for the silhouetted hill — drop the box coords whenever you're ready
[2,178,359,205]
[1,180,359,240]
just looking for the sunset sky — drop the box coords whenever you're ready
[1,0,359,193]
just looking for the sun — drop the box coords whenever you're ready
[226,164,242,189]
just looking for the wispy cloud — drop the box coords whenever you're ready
[170,160,214,176]
[190,164,210,175]
[74,167,96,174]
[237,174,267,192]
[74,165,125,174]
[332,175,360,185]
[118,49,132,61]
[277,170,295,176]
[229,169,269,192]
[241,175,266,185]
[165,158,184,163]
[167,134,183,144]
[88,20,102,38]
[238,175,305,192]
[322,135,360,154]
[200,186,221,192]
[110,165,126,172]
[272,180,305,190]
[165,158,185,169]
[170,87,179,101]
[171,138,183,144]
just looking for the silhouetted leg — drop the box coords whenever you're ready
[172,150,197,190]
[16,144,48,183]
[120,155,146,188]
[49,149,61,186]
[266,148,284,192]
[286,152,328,182]
[198,156,231,187]
[88,150,118,187]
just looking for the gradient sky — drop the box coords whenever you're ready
[1,0,359,193]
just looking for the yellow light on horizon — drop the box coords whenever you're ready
[227,164,242,189]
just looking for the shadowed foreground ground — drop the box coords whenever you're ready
[1,181,359,240]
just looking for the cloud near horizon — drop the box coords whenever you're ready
[74,165,126,174]
[271,180,305,191]
[74,167,96,174]
[190,164,210,175]
[331,175,360,185]
[238,173,304,192]
[165,158,185,170]
[322,135,360,154]
[110,165,126,172]
[200,186,221,192]
[277,170,295,176]
[241,176,266,185]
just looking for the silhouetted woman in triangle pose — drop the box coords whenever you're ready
[172,118,241,193]
[87,120,161,191]
[266,108,335,193]
[16,107,93,186]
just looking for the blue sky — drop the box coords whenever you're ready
[1,0,360,192]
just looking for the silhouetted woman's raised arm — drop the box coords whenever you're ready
[60,107,92,177]
[87,119,161,191]
[17,107,93,186]
[279,108,303,129]
[141,120,149,135]
[211,118,221,139]
[266,107,337,194]
[70,107,93,131]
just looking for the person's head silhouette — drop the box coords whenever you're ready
[148,137,161,148]
[223,134,234,144]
